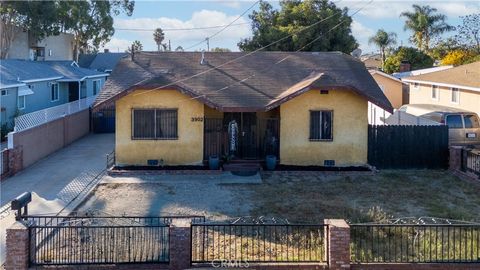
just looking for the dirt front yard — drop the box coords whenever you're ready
[77,170,480,223]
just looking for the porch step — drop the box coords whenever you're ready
[223,162,261,174]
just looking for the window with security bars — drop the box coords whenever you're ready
[132,109,178,139]
[309,110,333,140]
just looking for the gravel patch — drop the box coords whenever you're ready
[77,172,261,221]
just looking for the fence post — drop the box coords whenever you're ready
[5,221,29,270]
[324,219,350,270]
[449,146,464,171]
[169,218,192,270]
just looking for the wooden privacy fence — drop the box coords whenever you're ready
[368,125,449,169]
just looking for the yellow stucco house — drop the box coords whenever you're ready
[93,52,392,167]
[402,61,480,117]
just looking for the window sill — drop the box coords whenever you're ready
[131,137,179,141]
[309,138,333,142]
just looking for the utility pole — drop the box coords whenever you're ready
[168,40,171,51]
[206,37,210,52]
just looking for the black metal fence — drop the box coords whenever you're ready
[25,215,205,227]
[106,151,115,169]
[351,224,480,263]
[368,125,449,169]
[26,215,205,266]
[463,149,480,178]
[191,224,327,263]
[30,224,169,265]
[1,149,9,176]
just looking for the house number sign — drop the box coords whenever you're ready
[191,117,204,122]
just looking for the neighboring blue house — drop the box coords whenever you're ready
[0,59,108,129]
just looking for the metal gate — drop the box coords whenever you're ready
[203,115,279,160]
[92,107,115,133]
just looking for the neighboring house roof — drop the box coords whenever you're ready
[78,54,97,69]
[0,59,108,89]
[361,54,382,69]
[93,51,393,112]
[43,61,108,81]
[78,52,128,72]
[369,70,405,84]
[402,61,480,92]
[393,65,453,79]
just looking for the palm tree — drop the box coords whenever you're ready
[400,5,454,52]
[153,28,165,51]
[368,29,397,70]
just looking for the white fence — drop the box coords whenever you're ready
[384,110,441,126]
[14,96,96,132]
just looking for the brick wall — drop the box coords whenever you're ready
[325,219,350,270]
[169,219,192,270]
[449,146,463,171]
[5,221,29,270]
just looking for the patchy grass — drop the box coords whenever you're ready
[243,170,480,223]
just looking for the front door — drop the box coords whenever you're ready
[224,112,258,159]
[68,82,79,102]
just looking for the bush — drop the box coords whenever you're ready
[383,46,434,74]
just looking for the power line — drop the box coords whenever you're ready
[187,0,373,102]
[129,0,372,104]
[134,0,349,91]
[183,0,260,51]
[115,22,251,32]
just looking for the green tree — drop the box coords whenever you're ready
[368,29,397,70]
[455,13,480,53]
[430,37,460,60]
[175,46,184,52]
[57,0,135,61]
[211,47,231,52]
[153,28,165,51]
[400,5,453,52]
[238,0,358,53]
[127,40,143,54]
[383,46,434,74]
[0,1,60,59]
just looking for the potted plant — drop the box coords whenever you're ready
[209,155,220,170]
[265,155,277,170]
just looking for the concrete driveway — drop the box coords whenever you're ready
[0,133,114,264]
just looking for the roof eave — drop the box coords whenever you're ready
[402,79,480,92]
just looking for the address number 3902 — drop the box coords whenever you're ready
[191,117,204,122]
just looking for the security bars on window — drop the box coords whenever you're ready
[132,109,178,140]
[309,110,333,141]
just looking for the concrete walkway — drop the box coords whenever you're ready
[0,133,114,264]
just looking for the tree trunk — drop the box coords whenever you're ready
[381,46,385,71]
[0,20,17,59]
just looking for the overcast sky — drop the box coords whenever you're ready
[101,0,480,55]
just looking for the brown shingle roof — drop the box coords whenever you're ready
[403,61,480,90]
[93,51,393,112]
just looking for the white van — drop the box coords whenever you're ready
[394,104,480,146]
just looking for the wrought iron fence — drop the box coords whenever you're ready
[191,223,327,263]
[25,215,205,227]
[26,215,205,265]
[1,149,9,176]
[463,149,480,177]
[106,151,115,169]
[351,224,480,263]
[29,224,169,265]
[14,96,96,132]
